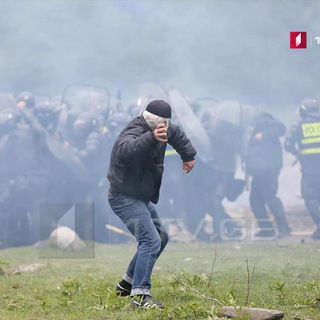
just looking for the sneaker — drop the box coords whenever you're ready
[131,295,164,310]
[115,279,132,297]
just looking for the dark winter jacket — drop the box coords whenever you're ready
[284,113,320,174]
[107,116,196,203]
[246,112,285,176]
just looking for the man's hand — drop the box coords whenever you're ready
[154,123,168,142]
[182,160,195,173]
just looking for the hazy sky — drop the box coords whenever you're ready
[0,0,319,113]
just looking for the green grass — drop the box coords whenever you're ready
[0,241,319,319]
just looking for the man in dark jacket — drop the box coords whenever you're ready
[284,98,320,239]
[107,100,196,309]
[246,111,291,238]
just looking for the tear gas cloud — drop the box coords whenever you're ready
[0,0,318,247]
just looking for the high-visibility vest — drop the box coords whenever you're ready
[299,122,320,155]
[165,148,178,156]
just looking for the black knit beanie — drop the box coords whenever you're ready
[146,100,172,118]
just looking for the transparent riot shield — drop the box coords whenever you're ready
[60,83,111,129]
[135,81,169,115]
[168,87,214,162]
[47,84,111,182]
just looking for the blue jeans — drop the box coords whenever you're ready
[108,194,169,296]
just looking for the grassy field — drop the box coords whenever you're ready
[0,240,319,320]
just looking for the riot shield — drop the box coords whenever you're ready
[202,100,259,148]
[239,103,260,151]
[168,87,214,162]
[59,84,111,132]
[135,81,169,115]
[195,97,220,120]
[61,83,110,115]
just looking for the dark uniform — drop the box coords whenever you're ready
[246,111,291,238]
[0,106,48,247]
[209,118,245,239]
[284,99,320,239]
[71,111,110,242]
[187,104,245,242]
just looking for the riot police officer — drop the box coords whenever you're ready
[186,101,245,241]
[0,101,48,247]
[284,98,320,239]
[246,111,291,238]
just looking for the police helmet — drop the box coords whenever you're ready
[17,91,35,109]
[299,98,319,117]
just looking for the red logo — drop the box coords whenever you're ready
[290,32,307,49]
